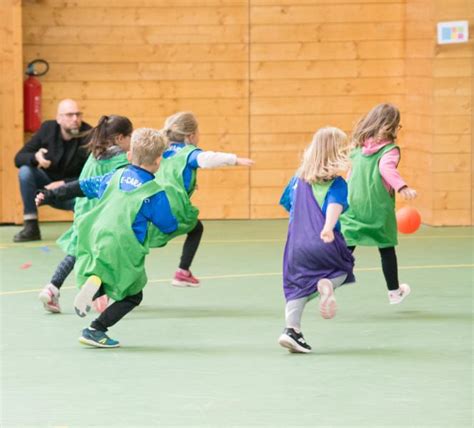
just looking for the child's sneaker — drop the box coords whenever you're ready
[318,279,337,319]
[79,328,120,348]
[92,294,109,313]
[278,328,312,353]
[171,269,200,288]
[74,276,101,317]
[38,283,61,313]
[388,283,411,304]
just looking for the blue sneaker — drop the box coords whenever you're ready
[79,328,120,348]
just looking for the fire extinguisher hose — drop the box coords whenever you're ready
[25,59,49,77]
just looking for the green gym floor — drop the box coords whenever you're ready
[0,220,472,427]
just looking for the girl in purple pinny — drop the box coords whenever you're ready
[278,127,355,354]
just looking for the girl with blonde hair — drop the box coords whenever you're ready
[341,103,417,305]
[278,127,355,354]
[148,112,253,287]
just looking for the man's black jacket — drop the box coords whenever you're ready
[14,120,92,182]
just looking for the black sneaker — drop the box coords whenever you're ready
[278,328,312,353]
[13,219,41,242]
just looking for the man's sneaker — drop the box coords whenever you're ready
[92,295,109,313]
[278,328,312,353]
[79,328,120,348]
[318,279,337,319]
[171,269,200,288]
[388,283,411,304]
[38,283,61,313]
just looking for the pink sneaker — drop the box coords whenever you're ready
[92,295,109,313]
[171,269,200,288]
[38,283,61,313]
[318,279,337,319]
[388,283,411,304]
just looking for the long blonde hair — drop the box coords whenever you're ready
[297,127,349,184]
[352,103,400,147]
[163,112,198,142]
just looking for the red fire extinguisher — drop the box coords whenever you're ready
[24,59,49,132]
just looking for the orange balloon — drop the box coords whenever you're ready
[396,207,421,234]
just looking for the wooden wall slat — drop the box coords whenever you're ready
[23,6,248,26]
[252,22,405,43]
[251,4,404,24]
[23,25,248,45]
[0,1,23,224]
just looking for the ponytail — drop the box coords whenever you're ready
[85,115,133,158]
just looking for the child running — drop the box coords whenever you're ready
[278,127,355,354]
[38,128,179,347]
[147,112,254,287]
[341,103,417,304]
[38,115,132,313]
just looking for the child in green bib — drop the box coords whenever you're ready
[147,112,254,287]
[38,115,132,314]
[72,129,176,348]
[340,104,417,304]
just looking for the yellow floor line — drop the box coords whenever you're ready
[1,263,472,297]
[0,233,472,250]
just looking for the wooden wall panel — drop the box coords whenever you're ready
[250,1,406,219]
[0,1,23,224]
[1,1,472,225]
[21,0,250,221]
[405,0,473,226]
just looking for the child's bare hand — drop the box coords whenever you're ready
[400,187,417,200]
[320,228,335,243]
[35,192,45,207]
[44,180,65,190]
[236,157,254,167]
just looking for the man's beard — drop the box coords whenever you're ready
[66,127,80,136]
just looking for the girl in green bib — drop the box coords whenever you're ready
[38,115,132,314]
[148,112,254,287]
[341,104,417,304]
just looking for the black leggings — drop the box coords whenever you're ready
[91,290,143,332]
[50,220,204,289]
[348,246,399,291]
[50,255,76,289]
[179,220,204,271]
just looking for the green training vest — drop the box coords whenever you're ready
[341,144,399,248]
[148,145,199,248]
[311,179,334,209]
[57,152,128,256]
[75,169,160,301]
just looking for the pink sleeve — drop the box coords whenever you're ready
[379,148,407,192]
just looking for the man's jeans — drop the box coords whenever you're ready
[18,165,75,217]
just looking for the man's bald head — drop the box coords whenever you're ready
[56,99,83,139]
[57,99,79,116]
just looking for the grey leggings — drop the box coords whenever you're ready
[285,275,347,331]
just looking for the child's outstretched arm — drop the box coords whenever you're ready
[35,172,114,207]
[320,203,343,243]
[195,151,253,169]
[35,180,84,207]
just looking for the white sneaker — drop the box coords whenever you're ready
[74,276,101,317]
[318,279,337,319]
[38,283,61,313]
[388,283,411,304]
